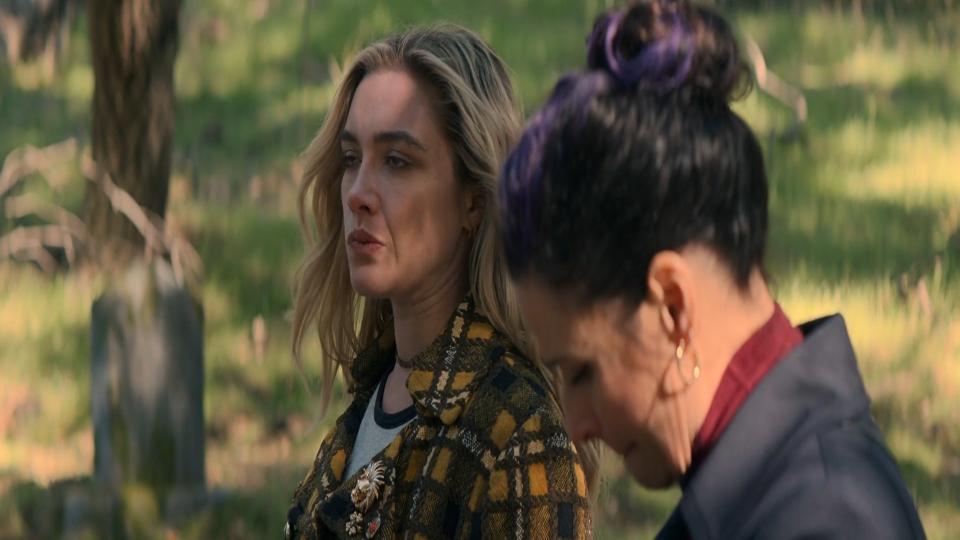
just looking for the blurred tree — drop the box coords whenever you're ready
[0,0,75,74]
[80,2,207,533]
[85,0,181,263]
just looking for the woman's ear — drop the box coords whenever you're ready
[647,251,695,342]
[462,186,486,232]
[647,251,697,396]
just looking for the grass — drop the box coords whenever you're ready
[1,0,959,538]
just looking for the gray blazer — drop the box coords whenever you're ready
[657,315,926,539]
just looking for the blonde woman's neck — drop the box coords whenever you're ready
[381,264,467,414]
[391,262,469,362]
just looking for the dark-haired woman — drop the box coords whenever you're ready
[499,1,925,538]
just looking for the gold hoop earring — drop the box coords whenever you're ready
[675,339,701,386]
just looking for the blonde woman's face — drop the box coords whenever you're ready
[340,69,475,302]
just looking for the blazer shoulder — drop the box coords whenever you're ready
[468,349,564,425]
[746,416,925,539]
[449,349,573,465]
[815,416,925,538]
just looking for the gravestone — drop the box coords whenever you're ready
[90,257,205,522]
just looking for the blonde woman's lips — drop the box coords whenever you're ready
[348,228,384,255]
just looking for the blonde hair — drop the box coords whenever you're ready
[291,23,599,491]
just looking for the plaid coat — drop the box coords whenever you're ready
[285,297,591,539]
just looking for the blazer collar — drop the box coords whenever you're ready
[674,314,871,539]
[350,294,509,426]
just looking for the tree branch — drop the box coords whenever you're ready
[4,193,88,241]
[0,223,86,271]
[81,154,202,284]
[4,193,88,266]
[744,36,807,131]
[81,154,166,256]
[0,138,78,198]
[0,139,201,284]
[9,244,58,274]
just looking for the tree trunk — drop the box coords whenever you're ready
[81,2,206,532]
[85,0,181,263]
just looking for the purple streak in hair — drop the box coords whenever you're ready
[503,6,698,270]
[599,9,695,90]
[500,72,610,268]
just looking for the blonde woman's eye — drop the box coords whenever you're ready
[386,155,410,169]
[342,151,360,169]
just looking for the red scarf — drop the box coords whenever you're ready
[690,303,803,464]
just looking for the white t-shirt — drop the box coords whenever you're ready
[344,369,417,479]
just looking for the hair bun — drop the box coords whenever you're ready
[586,0,751,103]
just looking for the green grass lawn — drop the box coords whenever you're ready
[1,1,958,538]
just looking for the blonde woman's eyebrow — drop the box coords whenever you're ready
[339,129,428,152]
[373,130,428,151]
[339,130,359,145]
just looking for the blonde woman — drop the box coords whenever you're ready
[285,25,592,539]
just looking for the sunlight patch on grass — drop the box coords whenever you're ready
[732,90,793,136]
[201,282,234,329]
[776,276,929,369]
[0,267,97,369]
[840,39,917,90]
[350,2,396,49]
[261,83,336,135]
[842,25,951,87]
[60,64,94,104]
[0,268,96,476]
[0,428,92,486]
[846,123,960,203]
[8,62,53,92]
[207,43,257,98]
[920,502,960,540]
[257,21,303,67]
[929,319,960,422]
[888,425,943,480]
[933,317,960,392]
[799,10,863,61]
[822,118,882,170]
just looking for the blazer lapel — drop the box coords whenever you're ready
[314,417,422,538]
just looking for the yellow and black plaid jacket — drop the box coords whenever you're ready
[285,296,591,539]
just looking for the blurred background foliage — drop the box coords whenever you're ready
[1,0,958,538]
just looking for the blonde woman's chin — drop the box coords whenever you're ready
[348,272,395,300]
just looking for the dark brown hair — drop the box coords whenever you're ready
[500,0,764,303]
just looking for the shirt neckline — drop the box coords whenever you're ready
[373,365,417,429]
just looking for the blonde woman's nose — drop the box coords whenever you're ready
[346,166,379,216]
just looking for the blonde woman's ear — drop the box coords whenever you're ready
[462,188,486,232]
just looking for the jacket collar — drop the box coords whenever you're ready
[291,296,509,537]
[671,314,871,539]
[349,294,509,426]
